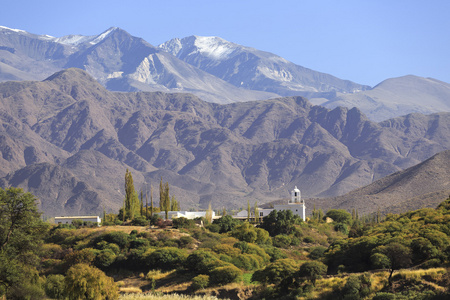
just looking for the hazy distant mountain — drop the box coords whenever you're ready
[0,69,449,216]
[313,150,450,215]
[310,75,450,121]
[159,35,369,96]
[0,26,277,104]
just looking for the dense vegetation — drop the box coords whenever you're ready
[0,185,449,299]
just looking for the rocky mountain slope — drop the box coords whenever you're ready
[159,36,450,122]
[1,26,449,122]
[0,68,449,217]
[0,26,277,104]
[159,35,368,96]
[313,150,450,215]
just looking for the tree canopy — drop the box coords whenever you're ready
[0,187,48,298]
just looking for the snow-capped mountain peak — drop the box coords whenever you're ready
[0,25,27,34]
[159,35,238,60]
[192,36,237,60]
[53,27,119,46]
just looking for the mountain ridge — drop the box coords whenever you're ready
[0,69,449,216]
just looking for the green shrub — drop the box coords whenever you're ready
[213,215,241,233]
[372,292,396,300]
[209,265,243,285]
[172,217,195,229]
[272,234,292,248]
[95,249,116,268]
[131,217,147,226]
[252,259,298,284]
[64,263,119,300]
[94,231,129,249]
[206,223,220,233]
[64,248,97,268]
[324,209,352,224]
[96,241,120,255]
[44,274,65,299]
[129,238,150,249]
[309,246,327,260]
[145,247,187,270]
[191,274,209,290]
[421,258,441,268]
[178,236,195,249]
[334,223,349,235]
[261,245,287,262]
[231,254,261,271]
[370,253,390,269]
[185,250,219,274]
[297,261,327,286]
[212,244,241,257]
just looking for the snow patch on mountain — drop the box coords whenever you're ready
[53,27,118,46]
[54,34,95,45]
[193,36,236,60]
[0,26,27,34]
[159,38,183,56]
[90,27,118,44]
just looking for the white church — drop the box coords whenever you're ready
[234,186,306,221]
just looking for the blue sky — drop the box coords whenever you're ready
[1,0,449,87]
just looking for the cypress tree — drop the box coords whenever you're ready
[205,202,213,224]
[164,182,170,219]
[171,196,179,211]
[145,190,149,219]
[254,201,259,224]
[124,169,140,220]
[159,177,164,211]
[150,184,154,217]
[140,189,144,216]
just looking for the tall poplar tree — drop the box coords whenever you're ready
[150,184,154,217]
[164,182,170,219]
[254,201,259,223]
[124,169,140,220]
[159,177,164,212]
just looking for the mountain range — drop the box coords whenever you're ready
[0,68,449,217]
[1,26,449,121]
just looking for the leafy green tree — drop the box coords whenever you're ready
[259,209,302,236]
[378,242,412,285]
[213,215,241,233]
[231,222,257,243]
[145,247,187,270]
[252,259,298,284]
[185,250,220,274]
[370,253,390,269]
[297,261,327,286]
[325,209,352,224]
[254,201,260,223]
[0,187,47,297]
[210,265,243,285]
[309,246,328,260]
[191,274,209,290]
[64,263,118,300]
[44,274,65,299]
[170,195,179,211]
[205,202,213,224]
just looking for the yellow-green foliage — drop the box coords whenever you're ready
[145,270,175,281]
[394,268,446,280]
[64,263,119,300]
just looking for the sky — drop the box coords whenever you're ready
[1,0,449,87]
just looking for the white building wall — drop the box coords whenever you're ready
[54,216,101,225]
